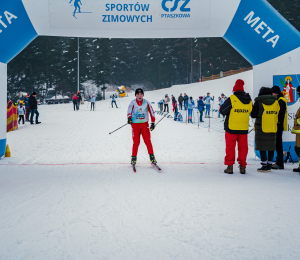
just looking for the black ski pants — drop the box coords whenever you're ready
[73,101,77,111]
[276,128,284,167]
[164,104,169,113]
[91,102,95,111]
[260,151,275,163]
[18,115,25,124]
[179,102,183,110]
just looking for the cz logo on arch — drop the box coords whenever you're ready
[161,0,191,13]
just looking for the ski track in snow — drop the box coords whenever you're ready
[1,75,300,259]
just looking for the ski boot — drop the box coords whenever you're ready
[149,154,157,165]
[224,165,233,174]
[131,156,137,165]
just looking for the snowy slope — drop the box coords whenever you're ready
[1,71,300,260]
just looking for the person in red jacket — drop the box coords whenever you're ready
[72,94,78,111]
[127,88,157,165]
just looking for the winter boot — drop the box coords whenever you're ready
[293,163,300,172]
[224,165,233,174]
[149,154,157,165]
[131,156,137,165]
[257,164,270,173]
[239,165,246,174]
[271,164,284,170]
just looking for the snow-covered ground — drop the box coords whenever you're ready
[1,71,300,259]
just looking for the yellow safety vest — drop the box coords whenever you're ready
[262,101,280,133]
[228,95,253,131]
[278,97,288,131]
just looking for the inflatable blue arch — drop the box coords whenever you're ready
[1,0,300,160]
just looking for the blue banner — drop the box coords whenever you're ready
[0,0,37,64]
[224,0,300,66]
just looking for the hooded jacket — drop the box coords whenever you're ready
[220,91,252,134]
[251,91,277,151]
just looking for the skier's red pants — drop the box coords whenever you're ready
[132,122,154,156]
[225,132,248,167]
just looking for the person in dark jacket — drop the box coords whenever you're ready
[72,94,78,111]
[197,96,205,122]
[77,91,81,110]
[178,94,183,110]
[251,87,278,173]
[220,79,252,174]
[183,93,189,110]
[25,95,30,121]
[29,92,41,124]
[271,85,287,170]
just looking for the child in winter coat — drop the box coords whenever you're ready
[197,96,205,122]
[18,102,26,124]
[90,95,96,111]
[187,97,195,123]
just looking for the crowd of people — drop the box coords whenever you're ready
[9,92,41,125]
[158,92,228,123]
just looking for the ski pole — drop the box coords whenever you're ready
[197,111,199,129]
[109,123,128,135]
[151,113,168,131]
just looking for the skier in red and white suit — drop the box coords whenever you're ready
[127,88,157,165]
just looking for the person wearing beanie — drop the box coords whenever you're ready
[187,96,195,123]
[218,93,226,121]
[127,88,157,166]
[291,86,300,172]
[251,87,279,173]
[271,85,287,170]
[220,79,252,174]
[77,91,81,110]
[178,93,183,110]
[204,93,214,118]
[29,91,41,125]
[197,96,205,122]
[164,94,170,113]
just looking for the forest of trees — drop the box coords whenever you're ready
[7,0,300,100]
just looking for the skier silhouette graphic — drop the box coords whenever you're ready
[69,0,82,18]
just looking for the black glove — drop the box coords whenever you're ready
[150,123,155,131]
[128,118,132,124]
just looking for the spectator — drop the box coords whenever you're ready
[29,92,41,124]
[183,93,189,110]
[204,93,214,118]
[72,94,78,111]
[220,79,252,174]
[271,85,287,170]
[158,100,164,112]
[164,94,170,113]
[25,95,30,122]
[251,87,278,173]
[18,101,26,125]
[178,93,183,110]
[292,86,300,172]
[197,96,205,122]
[173,98,178,115]
[187,96,195,123]
[77,91,81,110]
[90,94,96,111]
[219,93,226,121]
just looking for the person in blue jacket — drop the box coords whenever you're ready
[197,96,205,122]
[111,94,118,108]
[187,96,195,123]
[204,92,214,118]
